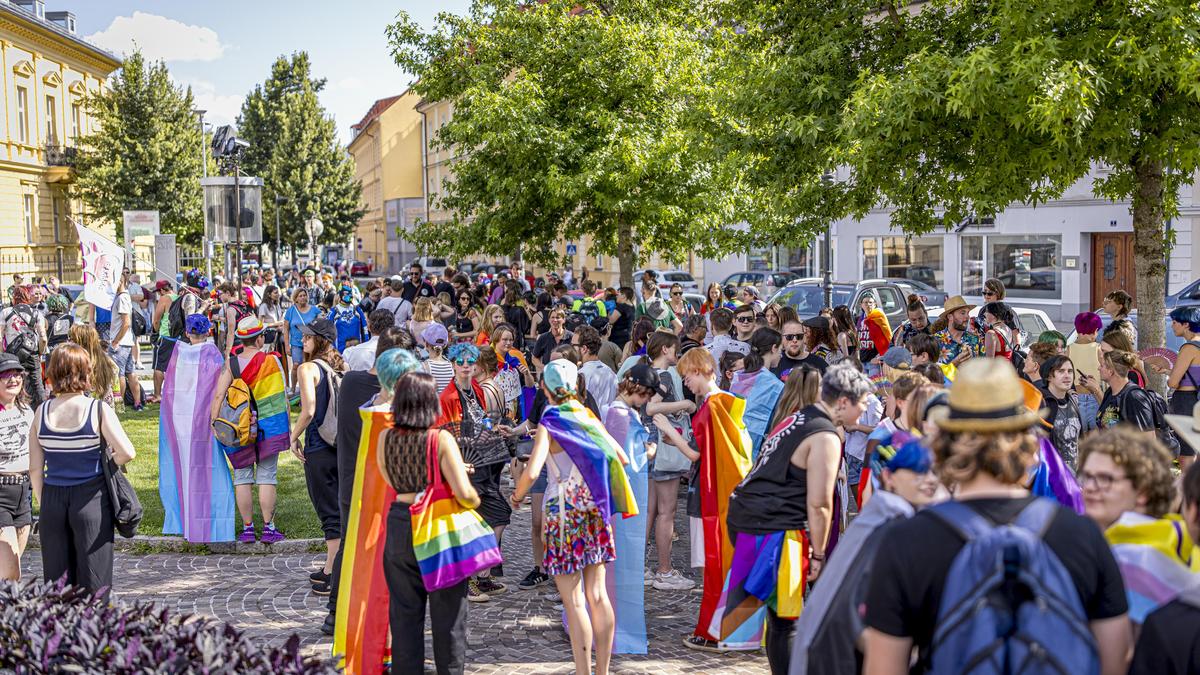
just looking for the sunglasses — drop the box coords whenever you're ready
[735,316,754,324]
[671,291,683,296]
[782,333,803,341]
[0,371,23,381]
[983,291,997,297]
[452,358,478,366]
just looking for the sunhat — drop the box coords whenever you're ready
[941,296,976,315]
[235,316,264,340]
[936,358,1040,433]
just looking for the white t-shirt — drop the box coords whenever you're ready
[343,337,379,372]
[112,291,135,347]
[580,360,617,417]
[377,296,412,325]
[0,404,33,472]
[845,393,883,461]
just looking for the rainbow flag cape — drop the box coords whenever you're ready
[158,341,235,542]
[1029,436,1083,514]
[334,405,396,673]
[730,369,784,459]
[603,401,650,654]
[220,351,290,469]
[693,391,753,642]
[1106,512,1200,623]
[539,399,638,523]
[709,530,808,651]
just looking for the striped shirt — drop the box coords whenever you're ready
[39,399,103,486]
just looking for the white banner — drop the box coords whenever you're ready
[76,222,124,308]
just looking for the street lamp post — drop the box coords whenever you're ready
[821,172,835,309]
[195,109,211,284]
[275,196,288,272]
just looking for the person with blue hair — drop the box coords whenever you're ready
[1168,306,1200,469]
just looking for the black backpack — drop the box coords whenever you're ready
[167,292,192,339]
[3,305,40,359]
[46,311,74,348]
[131,308,148,337]
[1121,386,1181,456]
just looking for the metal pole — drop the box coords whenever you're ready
[234,162,243,285]
[199,110,212,285]
[821,172,835,309]
[275,196,285,272]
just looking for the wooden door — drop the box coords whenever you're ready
[1091,233,1136,309]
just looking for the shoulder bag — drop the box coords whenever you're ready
[96,400,143,538]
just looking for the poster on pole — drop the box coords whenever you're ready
[76,222,124,308]
[123,210,160,261]
[154,234,177,284]
[202,176,264,244]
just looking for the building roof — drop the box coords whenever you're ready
[351,95,403,135]
[0,3,121,71]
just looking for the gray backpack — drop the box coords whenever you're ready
[312,359,342,445]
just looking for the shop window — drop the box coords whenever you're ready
[962,236,984,295]
[861,239,878,278]
[881,236,944,289]
[961,235,1061,299]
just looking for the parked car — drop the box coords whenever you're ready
[722,270,799,298]
[1166,279,1200,309]
[632,269,700,293]
[928,304,1056,347]
[888,278,948,309]
[768,278,909,329]
[349,260,371,277]
[1066,310,1184,351]
[682,292,705,314]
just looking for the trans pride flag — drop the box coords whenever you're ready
[731,368,784,459]
[158,340,235,543]
[539,399,638,524]
[220,351,290,469]
[334,405,396,674]
[604,401,650,654]
[1106,511,1200,624]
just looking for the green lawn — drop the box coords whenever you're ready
[118,407,323,540]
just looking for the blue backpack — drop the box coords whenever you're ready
[929,499,1099,675]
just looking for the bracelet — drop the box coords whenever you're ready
[810,552,826,561]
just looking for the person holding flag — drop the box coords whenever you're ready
[508,358,637,675]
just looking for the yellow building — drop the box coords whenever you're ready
[1,2,120,293]
[348,90,426,274]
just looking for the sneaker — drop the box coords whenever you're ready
[237,523,256,544]
[682,635,724,653]
[644,569,655,586]
[309,569,330,585]
[261,523,285,544]
[652,569,696,591]
[517,568,551,590]
[311,580,331,596]
[476,576,507,596]
[467,578,490,603]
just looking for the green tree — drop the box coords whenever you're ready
[388,0,754,286]
[715,0,1200,351]
[73,51,206,245]
[238,53,361,252]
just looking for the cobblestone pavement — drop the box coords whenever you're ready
[21,493,768,674]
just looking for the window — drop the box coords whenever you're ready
[22,195,35,241]
[70,104,81,144]
[862,236,945,288]
[52,196,61,242]
[861,239,879,278]
[45,95,57,144]
[962,235,1062,299]
[876,286,904,315]
[16,87,29,144]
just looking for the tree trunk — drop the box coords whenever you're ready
[1131,158,1169,392]
[617,222,635,288]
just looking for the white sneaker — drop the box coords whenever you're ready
[652,569,696,591]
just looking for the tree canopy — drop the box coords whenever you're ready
[388,0,756,285]
[73,51,207,245]
[238,53,362,252]
[714,0,1200,349]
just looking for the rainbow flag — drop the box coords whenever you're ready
[709,530,808,650]
[693,391,753,642]
[539,399,638,523]
[604,401,650,654]
[220,351,290,469]
[333,405,396,674]
[158,341,235,542]
[730,369,784,459]
[1106,512,1200,623]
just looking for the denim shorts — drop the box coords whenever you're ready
[1077,393,1099,432]
[846,454,864,487]
[232,453,279,486]
[290,345,304,369]
[530,466,548,494]
[110,346,136,376]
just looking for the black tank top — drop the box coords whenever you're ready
[726,404,837,535]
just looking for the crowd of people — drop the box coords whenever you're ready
[1,262,1199,675]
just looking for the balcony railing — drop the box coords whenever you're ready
[45,143,77,167]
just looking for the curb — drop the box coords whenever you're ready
[26,533,326,555]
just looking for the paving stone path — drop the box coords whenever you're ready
[21,494,768,674]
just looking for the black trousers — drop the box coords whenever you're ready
[383,502,468,675]
[766,608,795,675]
[303,447,341,540]
[40,477,113,595]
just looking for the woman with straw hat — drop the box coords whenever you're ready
[862,358,1132,675]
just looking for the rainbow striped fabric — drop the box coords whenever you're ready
[539,399,639,523]
[411,484,503,591]
[709,529,808,650]
[220,351,290,469]
[333,405,396,674]
[158,341,235,543]
[1106,512,1200,623]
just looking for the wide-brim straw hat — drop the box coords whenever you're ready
[1166,403,1200,453]
[941,295,976,315]
[937,358,1041,433]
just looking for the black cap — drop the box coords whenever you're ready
[300,318,337,344]
[0,353,21,374]
[802,316,831,331]
[625,363,672,398]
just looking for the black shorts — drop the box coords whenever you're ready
[470,463,511,528]
[153,337,177,373]
[0,480,32,529]
[1171,390,1198,457]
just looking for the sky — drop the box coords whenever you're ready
[69,0,472,143]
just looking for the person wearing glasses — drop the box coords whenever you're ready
[731,303,757,343]
[774,319,828,379]
[667,283,693,319]
[400,263,435,303]
[1078,427,1194,627]
[0,354,33,582]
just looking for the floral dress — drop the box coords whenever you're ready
[541,451,616,576]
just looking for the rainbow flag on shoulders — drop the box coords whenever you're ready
[333,405,396,674]
[220,351,290,469]
[539,399,637,523]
